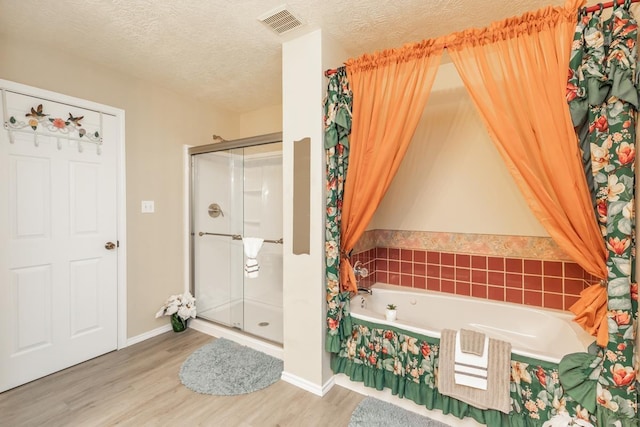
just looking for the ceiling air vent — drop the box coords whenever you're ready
[258,5,303,35]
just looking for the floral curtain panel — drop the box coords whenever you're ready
[324,68,353,353]
[565,3,638,424]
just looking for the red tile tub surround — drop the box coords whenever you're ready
[351,248,376,288]
[352,247,595,311]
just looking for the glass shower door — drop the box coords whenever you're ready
[240,144,283,343]
[192,148,245,329]
[191,142,283,344]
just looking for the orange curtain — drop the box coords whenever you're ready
[446,0,608,345]
[339,40,444,293]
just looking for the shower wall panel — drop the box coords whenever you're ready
[242,153,283,309]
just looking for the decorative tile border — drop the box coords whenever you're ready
[352,229,378,254]
[352,229,571,261]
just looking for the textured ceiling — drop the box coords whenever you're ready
[0,0,566,113]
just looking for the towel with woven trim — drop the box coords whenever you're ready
[438,328,512,414]
[459,328,486,356]
[454,330,489,390]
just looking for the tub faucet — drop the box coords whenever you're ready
[357,287,372,295]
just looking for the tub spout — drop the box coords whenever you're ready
[357,287,372,295]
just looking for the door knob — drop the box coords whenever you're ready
[105,242,116,250]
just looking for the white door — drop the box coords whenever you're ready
[0,88,119,392]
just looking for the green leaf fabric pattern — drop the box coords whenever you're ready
[567,4,638,424]
[559,352,602,414]
[324,68,353,353]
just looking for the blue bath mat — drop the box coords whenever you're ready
[349,397,451,427]
[179,337,283,395]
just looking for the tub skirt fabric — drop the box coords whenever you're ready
[333,319,597,427]
[325,292,352,352]
[558,352,601,414]
[559,352,638,427]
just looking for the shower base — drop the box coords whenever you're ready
[198,299,283,344]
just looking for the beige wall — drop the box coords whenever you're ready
[280,28,351,392]
[371,61,548,237]
[282,29,350,392]
[282,29,325,389]
[238,104,282,138]
[0,34,241,338]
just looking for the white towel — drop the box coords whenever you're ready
[242,237,264,278]
[454,331,489,390]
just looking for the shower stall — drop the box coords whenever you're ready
[189,133,283,344]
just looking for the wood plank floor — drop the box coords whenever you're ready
[0,330,364,427]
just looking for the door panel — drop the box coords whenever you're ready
[12,265,53,354]
[0,88,118,392]
[10,155,50,238]
[70,161,99,235]
[69,258,101,336]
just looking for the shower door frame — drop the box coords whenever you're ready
[188,132,283,334]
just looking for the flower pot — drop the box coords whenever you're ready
[171,313,188,332]
[385,309,397,322]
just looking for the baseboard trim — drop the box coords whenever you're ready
[281,371,335,397]
[126,324,172,347]
[322,375,336,395]
[189,318,283,360]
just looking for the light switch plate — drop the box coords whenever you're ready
[141,200,155,213]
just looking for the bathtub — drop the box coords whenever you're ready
[350,283,593,363]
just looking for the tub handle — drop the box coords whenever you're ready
[353,261,369,279]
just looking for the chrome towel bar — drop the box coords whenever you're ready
[198,231,283,245]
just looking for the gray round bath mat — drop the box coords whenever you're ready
[349,397,451,427]
[179,337,283,395]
